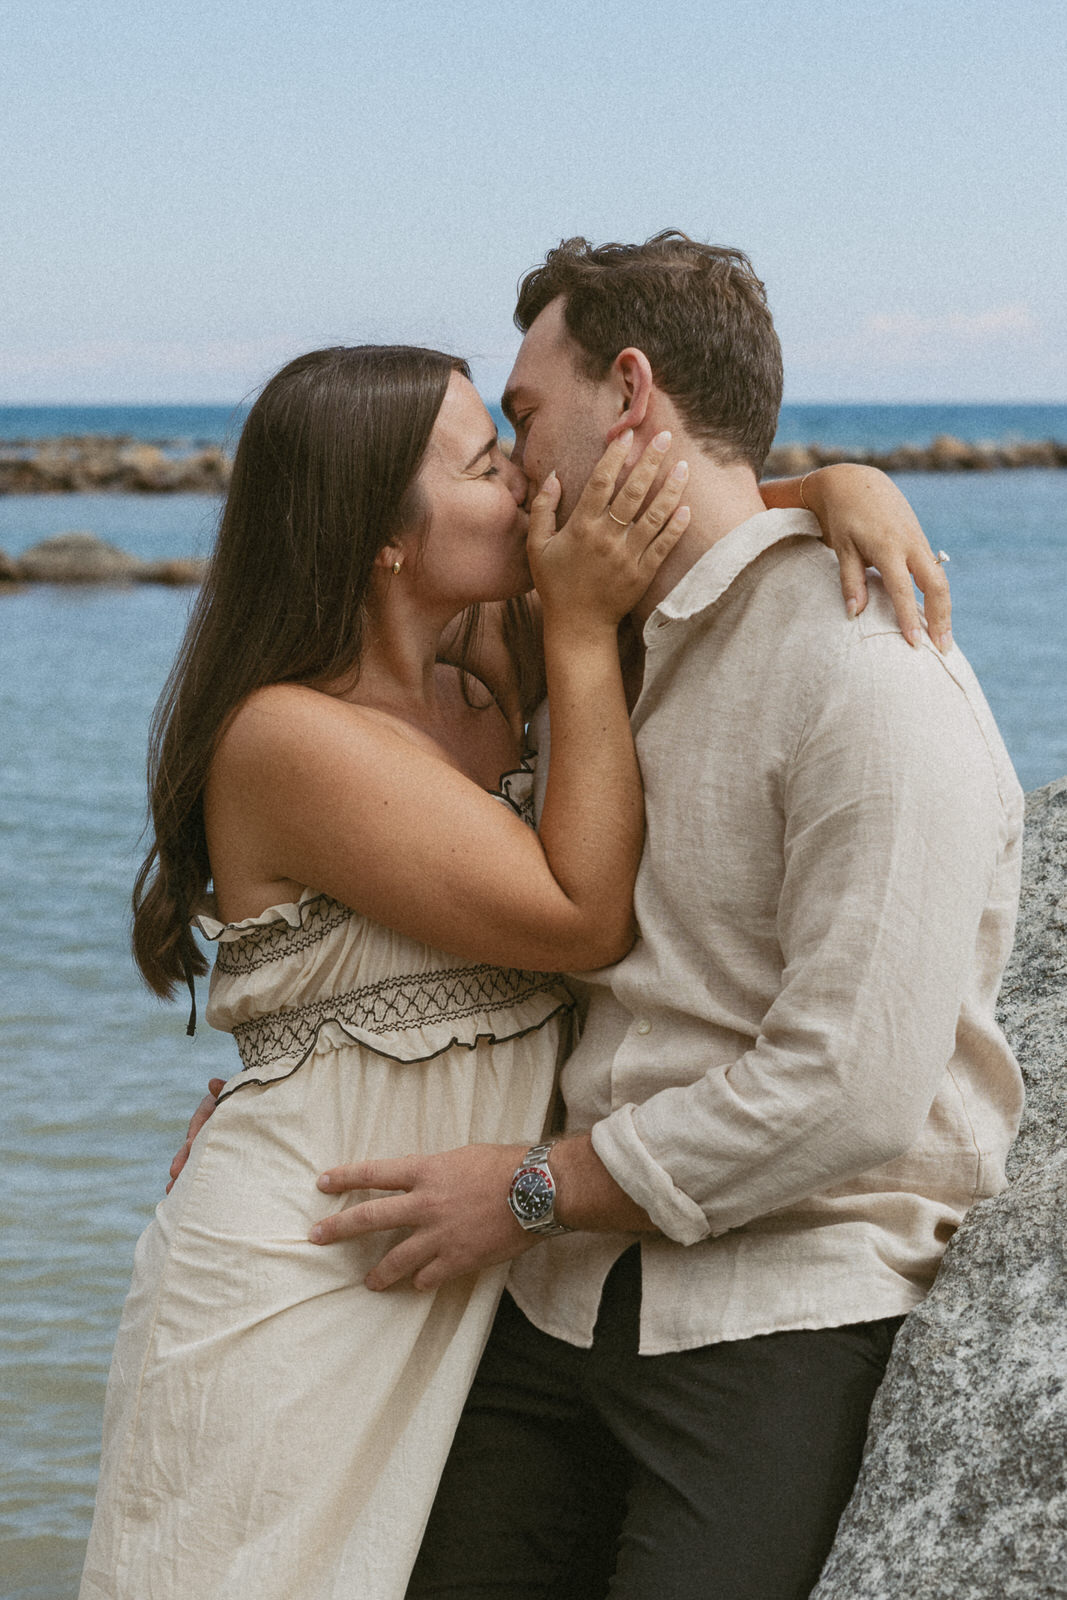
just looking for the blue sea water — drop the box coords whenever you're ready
[1,406,1065,1598]
[2,400,1067,453]
[771,402,1067,451]
[0,404,248,451]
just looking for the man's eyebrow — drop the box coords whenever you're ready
[462,433,498,473]
[500,386,527,425]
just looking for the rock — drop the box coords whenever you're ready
[20,446,83,491]
[176,445,231,493]
[0,438,232,494]
[9,535,208,585]
[964,440,999,470]
[115,442,175,491]
[928,433,977,470]
[764,444,817,476]
[998,778,1067,1182]
[3,435,1063,495]
[16,531,144,583]
[877,444,931,472]
[138,557,208,586]
[813,777,1067,1600]
[1002,440,1061,470]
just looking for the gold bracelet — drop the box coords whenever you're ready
[799,469,818,512]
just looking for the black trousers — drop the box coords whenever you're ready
[408,1247,901,1600]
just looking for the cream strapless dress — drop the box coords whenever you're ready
[80,767,571,1600]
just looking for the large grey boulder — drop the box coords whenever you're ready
[999,779,1067,1184]
[813,777,1067,1600]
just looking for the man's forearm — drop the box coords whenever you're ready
[548,1131,657,1234]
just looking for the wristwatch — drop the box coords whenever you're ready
[507,1142,573,1236]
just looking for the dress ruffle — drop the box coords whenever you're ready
[195,886,573,1096]
[491,753,538,826]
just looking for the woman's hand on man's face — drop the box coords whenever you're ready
[527,430,691,636]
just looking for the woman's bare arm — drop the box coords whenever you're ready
[207,434,688,975]
[762,464,952,652]
[445,462,954,732]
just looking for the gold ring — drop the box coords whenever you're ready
[606,508,629,527]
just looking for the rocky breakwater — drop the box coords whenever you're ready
[0,437,230,494]
[813,776,1067,1599]
[2,435,1066,496]
[763,435,1067,476]
[0,532,206,586]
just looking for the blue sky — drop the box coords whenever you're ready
[2,0,1063,402]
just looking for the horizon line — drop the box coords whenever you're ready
[2,397,1067,410]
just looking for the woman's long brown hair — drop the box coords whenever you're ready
[132,344,468,1008]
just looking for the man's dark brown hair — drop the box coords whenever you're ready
[514,230,783,473]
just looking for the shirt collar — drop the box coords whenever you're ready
[647,508,822,628]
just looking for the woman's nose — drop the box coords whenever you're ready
[504,453,528,502]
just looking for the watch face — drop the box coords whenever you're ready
[510,1167,554,1222]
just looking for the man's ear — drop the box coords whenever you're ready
[604,348,655,443]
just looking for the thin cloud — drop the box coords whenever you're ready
[783,301,1049,393]
[0,338,302,380]
[865,304,1039,346]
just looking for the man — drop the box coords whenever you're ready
[308,234,1023,1596]
[192,234,1023,1596]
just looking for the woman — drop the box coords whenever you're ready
[80,344,691,1599]
[81,344,941,1598]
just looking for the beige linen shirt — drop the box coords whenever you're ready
[508,508,1024,1355]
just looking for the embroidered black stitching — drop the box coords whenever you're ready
[231,964,565,1075]
[218,997,573,1103]
[213,894,351,976]
[494,759,536,826]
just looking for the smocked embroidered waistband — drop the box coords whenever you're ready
[230,964,569,1076]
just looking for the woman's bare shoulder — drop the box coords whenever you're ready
[213,683,422,779]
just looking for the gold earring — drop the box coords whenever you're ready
[391,560,402,575]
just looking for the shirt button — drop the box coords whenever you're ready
[635,1018,652,1036]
